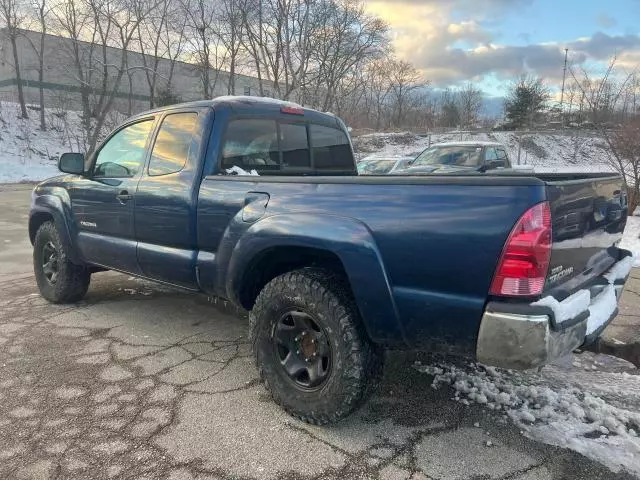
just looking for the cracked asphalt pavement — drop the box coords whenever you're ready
[1,183,638,480]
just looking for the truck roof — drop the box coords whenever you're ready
[131,96,333,121]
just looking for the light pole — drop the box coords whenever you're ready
[560,48,569,127]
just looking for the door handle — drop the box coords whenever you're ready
[116,190,133,204]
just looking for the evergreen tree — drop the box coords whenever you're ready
[505,75,550,128]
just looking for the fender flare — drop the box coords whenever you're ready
[224,213,406,345]
[29,190,83,265]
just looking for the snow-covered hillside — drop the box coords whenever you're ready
[0,100,622,183]
[353,130,617,174]
[0,102,88,183]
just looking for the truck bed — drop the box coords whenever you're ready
[198,171,626,352]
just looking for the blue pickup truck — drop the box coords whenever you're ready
[29,97,633,424]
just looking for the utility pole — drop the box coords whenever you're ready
[560,48,569,127]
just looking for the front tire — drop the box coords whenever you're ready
[33,221,90,303]
[250,268,383,425]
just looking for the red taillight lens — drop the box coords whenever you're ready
[280,105,304,115]
[490,202,552,297]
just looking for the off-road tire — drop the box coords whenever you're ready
[250,268,384,425]
[33,221,90,303]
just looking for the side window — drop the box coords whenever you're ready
[148,112,198,176]
[94,120,154,178]
[221,119,279,174]
[496,149,508,160]
[485,147,498,161]
[310,124,353,171]
[280,123,310,169]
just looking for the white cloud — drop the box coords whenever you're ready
[366,1,640,88]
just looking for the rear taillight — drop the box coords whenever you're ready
[490,202,552,297]
[281,105,304,115]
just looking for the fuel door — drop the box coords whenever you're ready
[242,192,270,223]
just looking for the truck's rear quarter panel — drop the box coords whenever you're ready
[198,177,546,351]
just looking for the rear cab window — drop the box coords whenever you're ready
[310,124,352,172]
[148,112,198,176]
[220,117,354,176]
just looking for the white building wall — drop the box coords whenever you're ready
[0,28,272,115]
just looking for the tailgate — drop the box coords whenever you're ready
[544,175,628,298]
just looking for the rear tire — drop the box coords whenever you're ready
[250,268,383,425]
[33,221,90,304]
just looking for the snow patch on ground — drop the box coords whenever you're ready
[415,355,640,477]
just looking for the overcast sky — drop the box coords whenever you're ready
[365,0,640,97]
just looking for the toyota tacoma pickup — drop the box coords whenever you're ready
[29,97,634,424]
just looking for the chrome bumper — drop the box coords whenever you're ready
[476,310,590,370]
[476,250,632,370]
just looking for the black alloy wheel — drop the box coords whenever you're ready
[273,310,332,390]
[41,241,59,284]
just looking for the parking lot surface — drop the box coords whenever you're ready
[1,184,638,480]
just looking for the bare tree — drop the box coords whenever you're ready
[152,7,187,99]
[564,80,579,124]
[388,59,425,127]
[87,0,163,153]
[457,82,482,128]
[52,0,96,130]
[240,0,313,100]
[239,0,265,96]
[0,0,28,117]
[570,56,639,212]
[180,0,226,99]
[610,118,640,213]
[569,57,632,126]
[21,0,49,128]
[363,58,392,129]
[136,0,171,108]
[439,88,460,128]
[219,0,244,94]
[53,0,162,153]
[135,0,185,107]
[307,0,388,111]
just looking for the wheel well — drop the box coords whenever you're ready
[29,212,54,245]
[238,246,350,310]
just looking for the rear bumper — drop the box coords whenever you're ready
[476,249,633,370]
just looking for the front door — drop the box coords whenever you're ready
[71,118,156,273]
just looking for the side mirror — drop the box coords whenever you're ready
[58,152,85,175]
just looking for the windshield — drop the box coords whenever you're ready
[357,159,397,174]
[413,146,482,167]
[392,158,414,171]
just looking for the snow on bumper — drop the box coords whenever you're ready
[476,250,633,370]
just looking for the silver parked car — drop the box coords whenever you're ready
[392,142,511,174]
[357,156,415,175]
